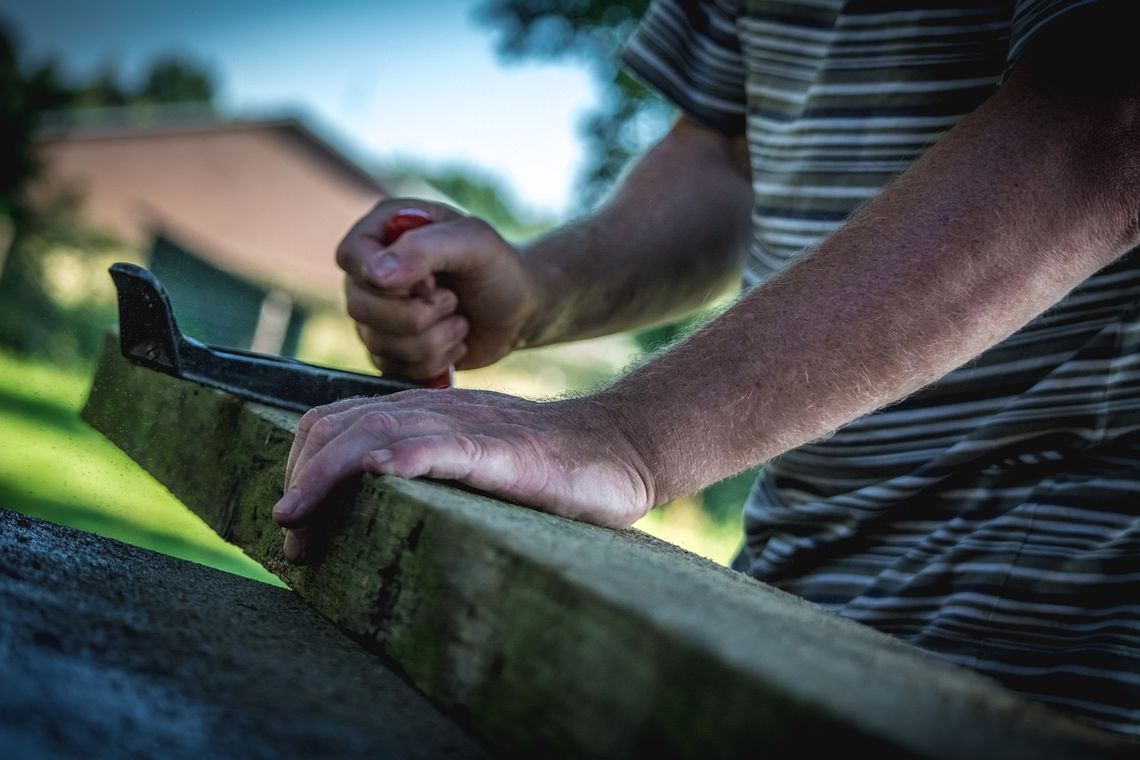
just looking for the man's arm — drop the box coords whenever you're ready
[337,115,752,378]
[520,115,753,346]
[275,26,1140,557]
[605,55,1140,503]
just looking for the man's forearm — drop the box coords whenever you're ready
[520,116,754,347]
[602,64,1140,505]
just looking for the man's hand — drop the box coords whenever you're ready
[340,117,752,379]
[337,199,544,380]
[272,390,655,563]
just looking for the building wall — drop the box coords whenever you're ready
[36,121,385,302]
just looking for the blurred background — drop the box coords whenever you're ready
[0,0,753,582]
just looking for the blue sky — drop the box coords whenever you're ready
[0,0,602,216]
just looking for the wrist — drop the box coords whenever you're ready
[516,246,569,349]
[575,390,662,514]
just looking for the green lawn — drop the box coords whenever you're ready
[0,349,281,585]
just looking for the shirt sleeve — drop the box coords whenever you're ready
[1006,0,1107,69]
[619,0,747,136]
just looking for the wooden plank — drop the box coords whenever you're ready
[82,335,1137,759]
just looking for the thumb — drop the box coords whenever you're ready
[361,246,436,292]
[365,216,504,290]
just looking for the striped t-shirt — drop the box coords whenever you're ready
[623,0,1140,737]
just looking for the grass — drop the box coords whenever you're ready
[0,349,282,585]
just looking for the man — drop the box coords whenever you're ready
[274,0,1139,735]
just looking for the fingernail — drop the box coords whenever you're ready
[368,449,393,467]
[368,254,400,282]
[273,486,302,521]
[283,530,306,563]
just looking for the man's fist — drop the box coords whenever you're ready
[336,199,544,380]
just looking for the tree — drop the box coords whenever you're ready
[476,0,673,209]
[0,23,76,356]
[0,22,70,223]
[0,23,216,362]
[137,57,215,106]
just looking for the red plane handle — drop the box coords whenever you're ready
[381,208,453,389]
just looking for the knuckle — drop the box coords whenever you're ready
[405,307,435,334]
[446,349,468,373]
[456,216,493,242]
[297,407,327,436]
[423,329,451,356]
[363,337,386,356]
[390,338,429,363]
[334,240,353,270]
[306,416,338,447]
[297,457,331,490]
[429,319,464,351]
[387,304,427,335]
[453,316,470,340]
[436,289,459,315]
[336,234,369,272]
[360,330,389,356]
[360,409,398,437]
[345,292,371,323]
[455,433,482,461]
[375,354,402,374]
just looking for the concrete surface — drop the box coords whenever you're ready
[0,508,484,759]
[82,335,1139,758]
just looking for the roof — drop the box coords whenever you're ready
[33,115,391,299]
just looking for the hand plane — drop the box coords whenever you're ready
[109,263,424,413]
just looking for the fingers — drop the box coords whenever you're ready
[357,316,469,381]
[362,433,527,492]
[280,398,407,566]
[345,275,467,380]
[370,345,469,383]
[276,402,438,528]
[279,429,498,566]
[345,282,458,334]
[280,408,382,524]
[342,216,503,293]
[284,396,379,490]
[340,201,535,377]
[335,200,463,286]
[276,411,513,565]
[283,526,313,564]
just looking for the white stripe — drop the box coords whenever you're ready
[740,19,1010,44]
[747,76,999,102]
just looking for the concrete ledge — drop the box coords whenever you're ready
[0,508,483,758]
[82,336,1136,758]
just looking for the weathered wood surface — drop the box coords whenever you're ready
[82,336,1137,759]
[0,508,484,759]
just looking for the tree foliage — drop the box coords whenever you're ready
[1,21,216,213]
[476,0,673,209]
[137,57,215,106]
[0,21,216,362]
[0,23,69,223]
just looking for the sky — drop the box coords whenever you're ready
[0,0,602,216]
